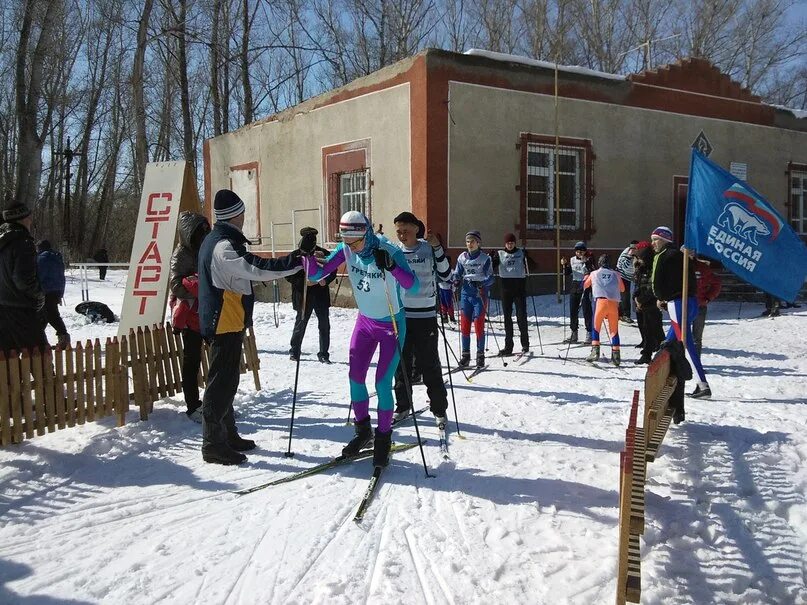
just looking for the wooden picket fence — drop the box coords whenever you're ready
[616,350,677,604]
[0,323,261,447]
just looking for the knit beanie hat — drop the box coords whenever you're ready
[635,240,651,250]
[465,230,481,242]
[214,189,245,221]
[393,211,419,226]
[299,226,318,238]
[504,232,516,243]
[651,226,673,243]
[574,241,587,251]
[2,203,32,222]
[339,210,369,238]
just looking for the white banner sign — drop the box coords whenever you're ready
[118,162,188,336]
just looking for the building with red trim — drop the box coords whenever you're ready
[204,48,807,276]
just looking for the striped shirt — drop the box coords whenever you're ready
[398,240,451,318]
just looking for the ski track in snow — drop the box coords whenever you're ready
[1,270,806,604]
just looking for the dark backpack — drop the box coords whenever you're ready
[75,301,116,324]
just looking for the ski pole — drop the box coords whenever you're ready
[737,299,743,321]
[482,293,507,366]
[272,281,280,328]
[332,275,343,307]
[530,294,544,355]
[432,263,463,438]
[285,266,309,458]
[562,271,567,341]
[383,275,433,478]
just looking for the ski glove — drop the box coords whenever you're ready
[373,248,396,271]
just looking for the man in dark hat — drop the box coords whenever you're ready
[197,189,304,465]
[286,226,336,363]
[0,204,47,353]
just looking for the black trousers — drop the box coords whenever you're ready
[181,328,203,411]
[0,306,48,353]
[394,316,447,416]
[43,292,68,336]
[289,296,330,355]
[501,281,529,350]
[202,331,243,448]
[569,287,592,332]
[639,305,664,357]
[619,282,632,319]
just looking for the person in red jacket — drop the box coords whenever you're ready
[691,253,722,357]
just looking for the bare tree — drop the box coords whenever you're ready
[132,0,154,188]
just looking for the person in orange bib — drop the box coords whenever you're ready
[583,254,625,366]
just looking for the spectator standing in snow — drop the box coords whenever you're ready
[391,211,450,428]
[169,212,211,422]
[493,232,529,356]
[197,190,303,465]
[36,240,70,349]
[691,253,722,357]
[0,204,47,354]
[454,230,495,368]
[304,210,418,467]
[286,226,336,363]
[93,248,109,280]
[561,241,594,344]
[632,241,664,364]
[616,240,637,322]
[650,226,710,399]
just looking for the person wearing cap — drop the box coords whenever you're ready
[560,241,594,344]
[0,204,47,354]
[616,240,638,323]
[36,239,70,349]
[168,212,211,422]
[492,232,529,356]
[632,241,664,364]
[650,226,711,399]
[304,210,418,468]
[197,189,304,465]
[391,211,451,427]
[454,230,495,368]
[583,255,625,365]
[286,226,336,363]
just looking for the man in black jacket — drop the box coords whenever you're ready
[287,227,336,363]
[0,204,47,353]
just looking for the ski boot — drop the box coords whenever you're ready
[202,443,247,465]
[521,345,529,354]
[611,349,621,367]
[435,415,447,431]
[498,347,513,357]
[459,351,471,367]
[476,352,485,369]
[672,407,686,424]
[317,352,331,364]
[634,353,652,365]
[373,429,392,467]
[584,331,593,345]
[586,345,600,363]
[689,383,712,399]
[393,406,410,423]
[562,330,578,344]
[343,417,373,456]
[289,349,300,361]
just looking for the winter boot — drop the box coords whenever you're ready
[228,433,257,452]
[521,345,529,354]
[586,345,600,363]
[393,406,410,423]
[202,442,247,465]
[635,353,652,365]
[498,347,513,357]
[476,352,485,369]
[317,352,331,364]
[289,349,300,361]
[584,331,593,345]
[689,383,712,399]
[459,351,471,367]
[373,429,392,468]
[672,407,686,424]
[342,416,373,456]
[611,349,621,367]
[562,330,578,344]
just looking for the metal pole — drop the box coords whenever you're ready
[554,57,561,304]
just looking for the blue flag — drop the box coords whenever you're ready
[685,149,807,302]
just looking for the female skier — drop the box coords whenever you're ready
[305,211,418,467]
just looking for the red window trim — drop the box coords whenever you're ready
[518,133,595,242]
[322,140,371,242]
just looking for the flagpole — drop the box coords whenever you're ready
[680,248,689,346]
[554,55,561,304]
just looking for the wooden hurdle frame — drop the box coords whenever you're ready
[642,350,677,462]
[0,324,261,447]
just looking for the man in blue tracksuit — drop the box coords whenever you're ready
[454,230,494,368]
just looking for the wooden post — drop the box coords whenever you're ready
[0,351,10,446]
[150,324,168,399]
[117,336,129,426]
[246,327,261,390]
[43,347,56,433]
[158,324,175,397]
[141,326,158,409]
[104,338,116,417]
[135,327,151,420]
[9,351,22,443]
[84,340,95,422]
[31,347,46,436]
[165,322,182,393]
[616,450,631,605]
[21,350,34,439]
[54,345,66,429]
[94,338,104,417]
[75,341,86,424]
[65,344,76,427]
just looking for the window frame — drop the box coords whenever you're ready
[787,162,807,238]
[519,133,595,241]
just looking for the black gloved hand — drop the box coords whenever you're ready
[373,248,396,271]
[299,232,317,255]
[288,249,304,266]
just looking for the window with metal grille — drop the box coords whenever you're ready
[790,170,807,235]
[339,169,370,218]
[525,143,583,230]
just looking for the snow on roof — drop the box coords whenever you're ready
[771,104,807,120]
[464,49,628,82]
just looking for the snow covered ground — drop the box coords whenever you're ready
[1,270,806,604]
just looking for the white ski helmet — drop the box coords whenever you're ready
[339,210,368,238]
